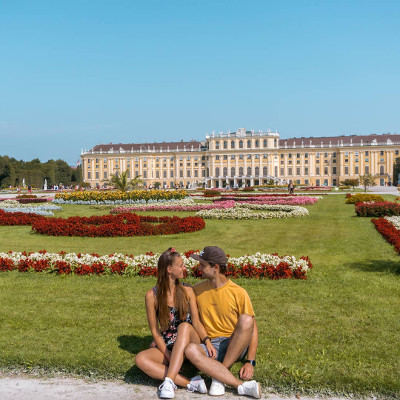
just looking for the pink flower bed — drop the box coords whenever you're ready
[214,196,318,206]
[111,200,235,213]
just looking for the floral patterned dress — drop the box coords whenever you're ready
[153,286,192,351]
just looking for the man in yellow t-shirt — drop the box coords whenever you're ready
[184,246,261,399]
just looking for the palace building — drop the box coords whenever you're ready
[81,129,400,188]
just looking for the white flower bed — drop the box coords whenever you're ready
[196,203,309,219]
[0,200,62,216]
[0,250,311,275]
[385,216,400,230]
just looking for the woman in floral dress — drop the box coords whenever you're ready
[135,248,216,398]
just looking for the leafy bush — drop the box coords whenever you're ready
[16,195,37,199]
[339,186,351,190]
[355,202,400,217]
[345,193,384,204]
[241,187,255,192]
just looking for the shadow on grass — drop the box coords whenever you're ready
[117,334,199,385]
[345,259,400,275]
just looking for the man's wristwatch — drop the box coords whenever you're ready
[245,359,256,367]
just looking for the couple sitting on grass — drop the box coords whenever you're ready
[135,246,261,399]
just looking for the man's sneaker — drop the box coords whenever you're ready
[209,378,225,396]
[187,375,207,394]
[158,377,177,399]
[237,380,261,399]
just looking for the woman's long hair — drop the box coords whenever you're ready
[156,248,189,331]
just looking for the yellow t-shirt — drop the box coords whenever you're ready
[193,279,255,338]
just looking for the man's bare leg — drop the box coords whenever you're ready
[221,313,254,369]
[184,343,242,388]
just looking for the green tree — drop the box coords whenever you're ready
[340,178,359,190]
[359,174,377,192]
[102,170,142,191]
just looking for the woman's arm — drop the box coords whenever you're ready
[145,289,171,361]
[186,287,216,358]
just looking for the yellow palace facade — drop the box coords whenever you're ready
[81,129,400,188]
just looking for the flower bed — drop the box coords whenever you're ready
[355,201,400,217]
[213,196,320,205]
[31,213,205,237]
[111,200,235,213]
[196,204,309,219]
[345,193,384,204]
[371,217,400,254]
[0,250,312,279]
[54,189,187,204]
[0,209,46,225]
[0,200,62,216]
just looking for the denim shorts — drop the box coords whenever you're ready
[200,336,248,363]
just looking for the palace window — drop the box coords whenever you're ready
[215,141,220,149]
[255,140,259,148]
[231,167,235,177]
[345,167,349,175]
[223,141,228,149]
[296,167,300,175]
[231,155,235,159]
[263,139,267,148]
[215,167,220,176]
[365,166,369,173]
[223,155,228,160]
[304,167,309,175]
[263,166,268,176]
[239,140,243,149]
[247,140,251,148]
[216,155,220,160]
[239,167,244,176]
[231,140,235,149]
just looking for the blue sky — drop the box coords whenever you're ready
[1,0,399,165]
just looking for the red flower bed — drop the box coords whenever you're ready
[372,218,400,253]
[0,209,46,225]
[31,213,206,237]
[355,202,400,217]
[139,255,312,280]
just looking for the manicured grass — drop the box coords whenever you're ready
[0,195,399,397]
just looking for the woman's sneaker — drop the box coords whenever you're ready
[158,377,177,399]
[237,380,261,399]
[209,378,225,396]
[187,375,207,394]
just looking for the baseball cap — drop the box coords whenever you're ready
[190,246,227,266]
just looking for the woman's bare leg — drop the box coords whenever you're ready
[167,322,201,382]
[135,348,190,387]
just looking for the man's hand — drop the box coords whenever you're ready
[205,341,217,359]
[239,362,254,380]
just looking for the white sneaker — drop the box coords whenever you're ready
[187,375,207,394]
[237,380,261,399]
[209,378,225,396]
[158,377,177,399]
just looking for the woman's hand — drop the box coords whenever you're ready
[205,341,217,359]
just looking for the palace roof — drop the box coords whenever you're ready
[280,133,400,147]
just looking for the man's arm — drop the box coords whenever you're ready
[239,318,258,380]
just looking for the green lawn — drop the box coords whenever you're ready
[0,195,399,397]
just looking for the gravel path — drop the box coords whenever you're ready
[0,375,353,400]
